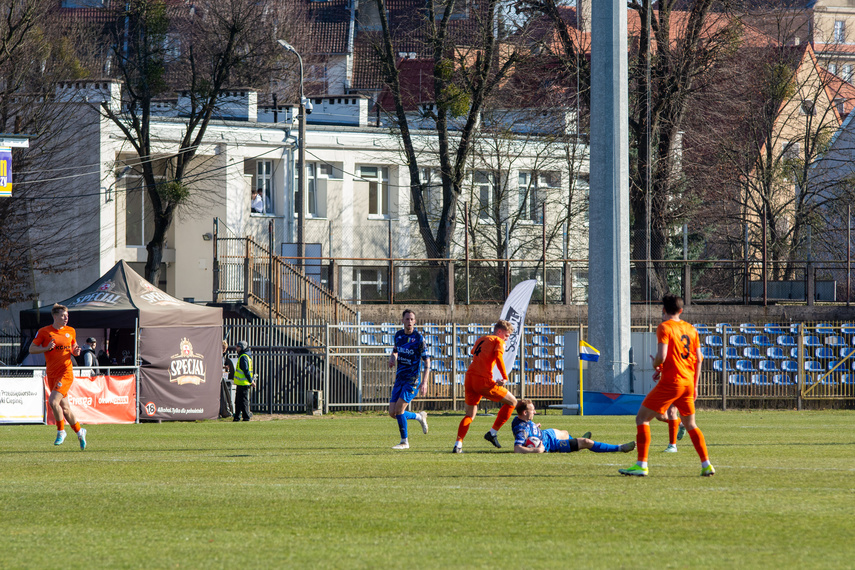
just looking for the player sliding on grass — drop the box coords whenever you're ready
[29,304,87,450]
[387,309,430,450]
[511,399,635,454]
[620,294,714,477]
[452,319,516,453]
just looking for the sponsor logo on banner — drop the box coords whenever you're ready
[169,338,206,385]
[139,279,181,306]
[493,280,537,382]
[70,279,122,307]
[144,401,157,416]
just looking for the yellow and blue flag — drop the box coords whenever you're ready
[579,340,600,362]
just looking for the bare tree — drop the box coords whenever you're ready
[100,0,292,286]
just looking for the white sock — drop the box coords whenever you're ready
[638,461,648,468]
[400,438,408,444]
[489,428,498,436]
[701,460,710,468]
[454,441,462,448]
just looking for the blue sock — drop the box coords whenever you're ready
[396,414,408,440]
[590,441,620,453]
[402,411,417,421]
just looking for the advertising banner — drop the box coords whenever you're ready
[43,374,137,424]
[0,147,11,197]
[0,373,44,423]
[493,279,537,382]
[138,326,221,421]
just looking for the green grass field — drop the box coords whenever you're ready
[1,410,854,569]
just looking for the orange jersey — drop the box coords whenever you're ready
[33,325,77,385]
[467,335,508,382]
[657,319,700,385]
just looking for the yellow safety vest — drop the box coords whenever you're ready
[233,353,253,386]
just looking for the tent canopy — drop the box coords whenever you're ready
[21,260,222,330]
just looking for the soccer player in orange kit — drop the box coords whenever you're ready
[29,304,87,450]
[452,320,517,453]
[619,294,713,477]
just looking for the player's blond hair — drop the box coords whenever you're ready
[494,319,514,335]
[51,303,68,315]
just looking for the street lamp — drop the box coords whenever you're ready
[277,39,311,269]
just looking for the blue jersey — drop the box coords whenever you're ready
[511,417,544,447]
[393,329,428,381]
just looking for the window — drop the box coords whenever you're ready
[474,171,493,221]
[123,176,156,247]
[360,166,389,217]
[829,63,838,75]
[519,171,558,224]
[843,65,853,82]
[352,267,388,303]
[254,160,273,215]
[800,100,815,116]
[834,20,846,43]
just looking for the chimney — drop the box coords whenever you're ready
[577,0,591,33]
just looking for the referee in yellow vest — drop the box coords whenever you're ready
[233,340,256,421]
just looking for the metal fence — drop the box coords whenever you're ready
[220,320,855,414]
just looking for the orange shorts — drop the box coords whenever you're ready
[48,373,74,398]
[642,381,695,417]
[464,374,509,406]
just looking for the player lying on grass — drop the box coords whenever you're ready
[511,400,635,454]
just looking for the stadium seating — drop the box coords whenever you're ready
[824,335,846,347]
[360,334,378,345]
[816,323,835,336]
[752,334,773,347]
[534,359,554,371]
[740,323,758,334]
[764,323,785,335]
[841,374,855,385]
[381,322,397,334]
[431,360,449,372]
[736,360,756,372]
[804,336,822,347]
[729,335,749,347]
[827,361,845,372]
[532,347,550,359]
[759,360,778,372]
[815,347,836,359]
[774,374,795,385]
[766,347,785,359]
[456,360,467,372]
[782,361,799,373]
[556,360,564,372]
[841,324,855,336]
[777,335,797,347]
[532,335,551,346]
[713,360,735,372]
[554,335,564,347]
[728,373,750,385]
[701,346,719,359]
[716,323,734,333]
[554,346,564,358]
[705,335,723,347]
[695,324,712,335]
[752,374,773,386]
[724,347,739,359]
[840,347,855,359]
[743,347,761,359]
[804,361,825,374]
[788,323,801,334]
[789,347,800,359]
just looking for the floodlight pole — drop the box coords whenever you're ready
[278,39,306,269]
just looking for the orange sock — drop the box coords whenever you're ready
[491,404,513,432]
[667,419,680,445]
[57,420,65,431]
[71,422,81,434]
[687,427,709,462]
[457,416,473,442]
[637,424,650,463]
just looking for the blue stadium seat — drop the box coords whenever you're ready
[841,323,855,336]
[816,323,836,336]
[788,323,801,334]
[782,360,799,373]
[827,360,845,372]
[758,360,778,372]
[724,347,739,359]
[705,335,723,347]
[534,359,554,371]
[766,347,785,359]
[752,335,773,347]
[716,323,734,334]
[532,335,550,346]
[556,360,564,371]
[743,347,761,359]
[456,360,467,372]
[804,336,822,347]
[381,322,397,333]
[554,335,564,347]
[466,335,478,346]
[774,374,795,385]
[752,374,773,386]
[815,347,835,359]
[825,335,846,347]
[426,346,442,359]
[361,321,375,327]
[426,334,441,347]
[431,360,449,372]
[701,346,719,359]
[777,335,797,347]
[736,360,756,372]
[713,360,735,372]
[534,324,553,335]
[532,346,549,358]
[740,323,758,334]
[789,347,800,359]
[842,374,855,385]
[381,334,394,345]
[804,361,825,373]
[360,334,377,345]
[764,323,785,335]
[728,373,750,385]
[554,346,564,358]
[839,347,855,359]
[729,335,749,347]
[695,324,712,335]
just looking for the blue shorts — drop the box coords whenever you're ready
[390,376,421,404]
[541,428,560,452]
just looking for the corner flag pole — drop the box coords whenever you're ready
[578,340,600,417]
[579,353,584,416]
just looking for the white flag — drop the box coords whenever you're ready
[493,279,537,382]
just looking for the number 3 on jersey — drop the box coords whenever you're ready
[680,334,691,359]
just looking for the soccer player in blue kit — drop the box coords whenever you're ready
[511,400,635,455]
[387,309,431,449]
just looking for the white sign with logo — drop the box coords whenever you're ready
[0,372,45,424]
[493,279,537,382]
